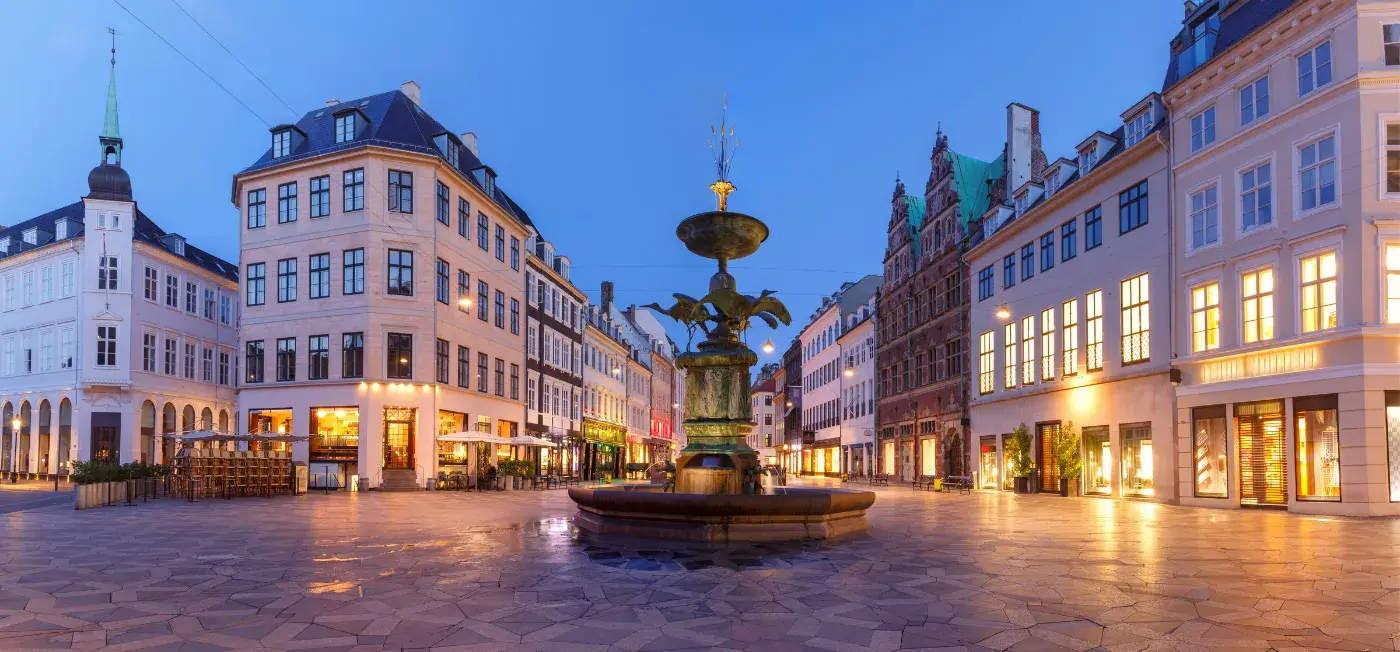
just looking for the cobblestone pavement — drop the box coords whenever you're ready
[1,484,1398,652]
[0,480,73,514]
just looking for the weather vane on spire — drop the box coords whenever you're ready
[108,27,118,65]
[707,93,739,211]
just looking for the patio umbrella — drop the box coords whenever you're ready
[507,434,558,447]
[437,431,503,444]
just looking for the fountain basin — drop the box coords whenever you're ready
[569,485,875,542]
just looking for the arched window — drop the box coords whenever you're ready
[38,400,51,473]
[218,409,229,433]
[201,407,213,430]
[17,401,31,473]
[162,403,177,436]
[182,405,195,434]
[141,401,156,464]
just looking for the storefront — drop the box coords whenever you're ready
[978,435,998,489]
[581,418,625,482]
[1035,422,1060,493]
[917,420,938,477]
[1083,426,1111,496]
[309,406,359,490]
[810,438,840,476]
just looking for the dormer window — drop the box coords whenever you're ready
[1044,169,1060,194]
[1078,142,1098,175]
[484,170,496,196]
[433,134,460,168]
[1124,107,1153,147]
[55,220,67,240]
[22,228,36,245]
[1014,191,1029,215]
[335,113,357,143]
[272,129,292,158]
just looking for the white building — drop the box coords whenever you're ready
[797,275,882,476]
[837,299,877,477]
[581,304,629,479]
[749,369,777,463]
[0,55,238,476]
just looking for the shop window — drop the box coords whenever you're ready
[1192,406,1228,498]
[1294,395,1340,501]
[310,408,359,462]
[1237,400,1286,506]
[248,409,293,453]
[979,435,999,490]
[1082,426,1110,496]
[1120,425,1153,497]
[1386,392,1400,502]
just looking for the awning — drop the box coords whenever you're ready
[507,435,558,448]
[810,437,842,449]
[524,421,550,434]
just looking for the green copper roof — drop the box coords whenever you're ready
[900,194,926,257]
[102,62,120,141]
[948,151,1003,228]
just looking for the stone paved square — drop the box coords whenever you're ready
[2,484,1398,652]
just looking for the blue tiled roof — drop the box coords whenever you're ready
[0,201,238,282]
[241,89,535,230]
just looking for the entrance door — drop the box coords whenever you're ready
[90,412,121,463]
[1036,422,1061,492]
[383,417,414,469]
[1237,401,1286,506]
[900,441,915,481]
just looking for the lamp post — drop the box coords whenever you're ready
[10,418,20,483]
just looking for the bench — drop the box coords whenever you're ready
[912,475,938,491]
[869,473,890,487]
[942,476,973,494]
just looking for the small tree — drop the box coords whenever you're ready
[1007,423,1034,478]
[1054,421,1083,483]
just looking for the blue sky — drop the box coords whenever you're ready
[0,0,1183,354]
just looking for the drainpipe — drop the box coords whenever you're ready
[1158,126,1177,504]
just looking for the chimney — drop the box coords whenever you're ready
[1183,0,1198,18]
[1006,103,1039,194]
[324,98,340,107]
[401,80,421,106]
[461,132,478,157]
[601,281,615,314]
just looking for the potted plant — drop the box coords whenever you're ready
[1007,424,1034,494]
[1053,421,1083,498]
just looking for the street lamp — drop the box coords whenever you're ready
[458,297,472,309]
[995,304,1012,320]
[761,339,775,355]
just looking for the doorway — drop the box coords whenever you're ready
[91,412,122,463]
[383,408,415,469]
[1036,422,1061,493]
[1237,400,1286,506]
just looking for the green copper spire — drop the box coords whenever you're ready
[99,28,122,165]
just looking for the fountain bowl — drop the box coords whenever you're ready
[569,485,875,542]
[675,211,769,261]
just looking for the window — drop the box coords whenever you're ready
[1242,268,1275,343]
[1002,323,1017,389]
[342,249,364,295]
[427,181,448,227]
[185,281,198,313]
[387,333,413,379]
[1087,289,1104,371]
[246,341,264,383]
[387,249,413,296]
[309,254,330,299]
[1039,307,1055,382]
[945,337,962,378]
[1191,282,1220,353]
[334,112,356,143]
[272,130,291,158]
[60,329,72,368]
[1060,220,1077,261]
[510,363,520,400]
[494,358,505,396]
[1020,243,1034,281]
[61,262,73,297]
[342,332,363,379]
[510,298,520,335]
[458,198,470,238]
[246,263,265,306]
[96,326,116,367]
[494,225,505,262]
[1078,141,1097,175]
[1388,247,1400,323]
[388,170,413,213]
[273,337,294,381]
[1062,299,1079,376]
[1121,273,1150,364]
[477,213,489,249]
[494,291,505,328]
[1190,185,1219,249]
[343,169,364,212]
[1300,251,1338,333]
[1124,108,1153,147]
[203,288,215,319]
[977,265,994,301]
[477,281,489,321]
[1039,232,1054,272]
[1002,255,1015,289]
[436,338,449,384]
[457,270,471,312]
[1299,135,1336,212]
[1388,25,1400,66]
[1085,206,1103,250]
[309,335,328,380]
[1020,315,1035,385]
[510,237,520,271]
[527,324,537,359]
[308,175,330,218]
[277,182,297,223]
[1295,396,1341,501]
[435,259,449,304]
[142,333,156,372]
[183,342,196,379]
[247,189,266,228]
[40,267,51,302]
[220,295,231,324]
[477,352,489,393]
[457,345,470,388]
[22,271,32,306]
[219,351,230,385]
[1240,76,1270,126]
[1119,180,1149,234]
[1190,106,1216,152]
[277,258,297,303]
[164,337,177,375]
[97,256,118,291]
[1297,40,1332,97]
[1241,162,1273,231]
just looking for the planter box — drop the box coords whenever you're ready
[74,481,128,510]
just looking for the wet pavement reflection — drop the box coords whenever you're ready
[1,481,1398,651]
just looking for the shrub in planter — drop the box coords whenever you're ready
[1007,424,1034,494]
[1053,422,1084,497]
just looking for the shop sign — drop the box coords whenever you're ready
[1199,346,1319,384]
[582,419,626,446]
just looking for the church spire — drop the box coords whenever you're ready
[100,28,122,166]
